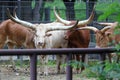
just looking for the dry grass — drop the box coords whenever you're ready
[0,65,96,80]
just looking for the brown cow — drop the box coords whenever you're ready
[0,19,35,70]
[7,8,79,75]
[7,6,94,75]
[53,7,94,73]
[76,22,120,62]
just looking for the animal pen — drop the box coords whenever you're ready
[0,0,120,80]
[0,47,117,80]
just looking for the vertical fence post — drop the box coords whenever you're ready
[44,7,50,22]
[100,53,106,69]
[2,5,5,21]
[66,53,72,80]
[17,0,21,18]
[30,54,37,80]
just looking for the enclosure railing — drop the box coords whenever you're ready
[0,47,117,80]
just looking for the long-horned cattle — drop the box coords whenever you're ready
[97,22,120,62]
[76,22,120,62]
[53,7,94,73]
[0,19,35,70]
[7,8,79,75]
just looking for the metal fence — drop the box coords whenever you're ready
[0,1,117,41]
[0,0,117,22]
[0,47,117,80]
[0,0,119,60]
[0,1,119,80]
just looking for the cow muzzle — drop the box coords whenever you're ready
[35,42,45,49]
[38,42,44,46]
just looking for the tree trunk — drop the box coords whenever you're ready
[86,0,96,21]
[32,0,45,22]
[63,0,75,20]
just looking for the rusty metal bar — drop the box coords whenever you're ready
[66,53,72,80]
[100,53,106,69]
[0,47,118,80]
[0,47,116,55]
[30,54,37,80]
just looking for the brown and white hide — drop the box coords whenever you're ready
[0,19,35,70]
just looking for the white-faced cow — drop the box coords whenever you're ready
[7,6,94,74]
[7,8,79,75]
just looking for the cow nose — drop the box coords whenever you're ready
[38,42,43,46]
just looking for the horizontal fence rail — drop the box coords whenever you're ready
[0,47,118,80]
[0,47,116,55]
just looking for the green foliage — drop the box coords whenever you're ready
[98,1,120,52]
[98,1,120,22]
[44,0,86,21]
[47,60,56,66]
[81,61,120,80]
[68,60,88,69]
[82,0,98,2]
[14,60,30,70]
[31,0,36,9]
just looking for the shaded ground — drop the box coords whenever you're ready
[0,65,96,80]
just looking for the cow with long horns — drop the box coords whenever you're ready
[7,8,79,75]
[0,19,35,70]
[7,8,78,48]
[7,6,94,74]
[53,7,94,73]
[76,22,120,63]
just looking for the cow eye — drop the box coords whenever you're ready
[45,34,52,37]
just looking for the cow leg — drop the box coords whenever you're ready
[7,42,16,71]
[39,55,48,75]
[44,55,49,75]
[107,54,112,63]
[81,54,85,72]
[116,56,120,63]
[0,42,5,65]
[39,55,45,75]
[60,55,66,74]
[76,54,81,73]
[116,54,120,63]
[56,55,61,74]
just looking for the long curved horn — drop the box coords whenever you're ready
[76,26,98,32]
[13,7,19,19]
[98,22,113,26]
[7,8,36,30]
[101,26,112,33]
[77,5,95,26]
[54,6,94,26]
[47,20,78,32]
[77,10,94,26]
[53,6,71,25]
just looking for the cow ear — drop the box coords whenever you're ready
[45,33,52,37]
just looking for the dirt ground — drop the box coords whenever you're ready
[0,65,95,80]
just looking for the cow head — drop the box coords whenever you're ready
[76,26,112,48]
[7,8,78,48]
